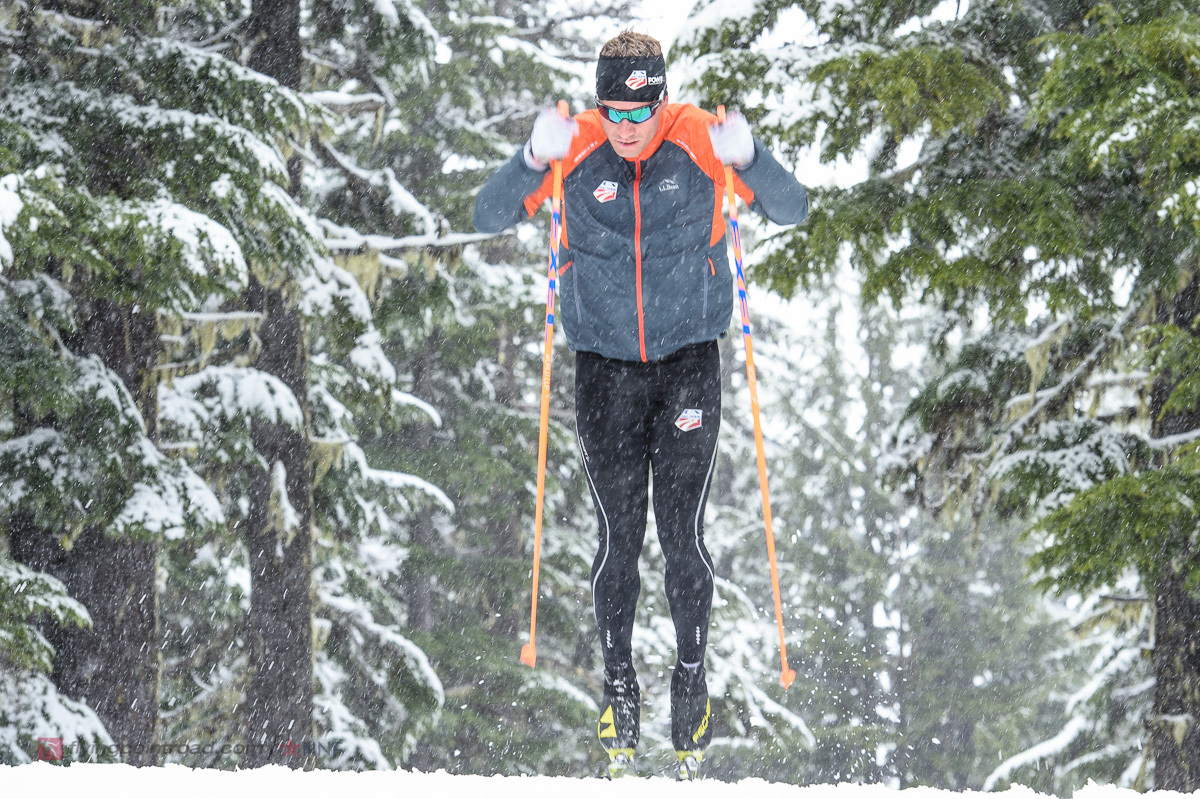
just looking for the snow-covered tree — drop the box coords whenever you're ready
[675,0,1200,789]
[675,0,1094,787]
[0,5,298,759]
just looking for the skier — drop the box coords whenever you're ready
[472,30,807,779]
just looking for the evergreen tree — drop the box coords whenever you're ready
[0,5,302,760]
[676,0,1083,786]
[677,0,1200,788]
[0,0,436,767]
[149,0,448,767]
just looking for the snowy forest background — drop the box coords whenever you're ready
[2,0,1200,791]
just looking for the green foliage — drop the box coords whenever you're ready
[1032,448,1200,597]
[994,419,1148,515]
[1036,8,1200,214]
[686,0,1200,787]
[0,346,223,543]
[0,277,74,423]
[810,45,1005,157]
[0,557,90,672]
[1143,322,1200,419]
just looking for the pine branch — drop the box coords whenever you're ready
[308,91,387,116]
[316,139,438,235]
[972,299,1145,518]
[326,230,495,253]
[197,13,251,51]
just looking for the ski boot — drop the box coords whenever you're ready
[597,662,640,778]
[675,750,704,781]
[670,661,712,779]
[603,748,635,779]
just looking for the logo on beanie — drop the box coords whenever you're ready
[625,70,647,90]
[593,180,618,203]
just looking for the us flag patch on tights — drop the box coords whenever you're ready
[675,409,703,431]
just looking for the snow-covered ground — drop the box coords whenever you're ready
[2,765,1191,799]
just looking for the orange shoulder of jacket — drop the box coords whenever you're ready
[522,109,609,217]
[661,103,723,177]
[662,103,755,206]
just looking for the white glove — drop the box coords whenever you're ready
[525,107,579,170]
[708,110,756,168]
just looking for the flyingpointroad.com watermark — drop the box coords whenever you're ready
[35,736,345,762]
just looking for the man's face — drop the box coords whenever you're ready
[598,95,665,160]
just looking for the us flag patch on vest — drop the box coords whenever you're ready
[593,180,618,202]
[675,409,703,431]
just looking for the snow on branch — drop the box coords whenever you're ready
[324,230,495,253]
[0,671,113,764]
[0,172,23,268]
[983,715,1092,791]
[392,389,442,427]
[344,442,454,512]
[317,142,436,235]
[1141,425,1200,450]
[972,301,1144,518]
[162,365,305,434]
[267,460,301,540]
[317,586,444,707]
[111,459,225,542]
[375,0,439,42]
[305,91,387,116]
[139,198,248,288]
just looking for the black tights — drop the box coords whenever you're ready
[575,340,720,670]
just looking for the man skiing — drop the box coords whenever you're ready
[472,30,807,779]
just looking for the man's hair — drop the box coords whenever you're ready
[600,30,663,58]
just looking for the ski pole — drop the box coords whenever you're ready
[718,105,797,690]
[521,100,570,669]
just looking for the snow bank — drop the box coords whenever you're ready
[0,764,1187,799]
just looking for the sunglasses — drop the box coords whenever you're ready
[595,96,664,125]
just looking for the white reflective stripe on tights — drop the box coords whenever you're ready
[693,432,719,588]
[579,434,613,636]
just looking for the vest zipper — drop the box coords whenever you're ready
[572,261,581,324]
[704,256,715,318]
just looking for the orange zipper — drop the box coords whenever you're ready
[634,161,646,362]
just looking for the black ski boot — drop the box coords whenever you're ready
[671,661,711,780]
[597,662,639,778]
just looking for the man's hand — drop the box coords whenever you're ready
[708,110,755,168]
[525,107,579,171]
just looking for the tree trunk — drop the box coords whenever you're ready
[1149,568,1200,791]
[239,0,315,767]
[246,0,301,91]
[11,517,161,765]
[401,330,440,633]
[10,298,163,765]
[242,279,316,767]
[1147,274,1200,791]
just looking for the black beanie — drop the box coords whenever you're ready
[595,55,667,103]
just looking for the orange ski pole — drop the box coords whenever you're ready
[521,100,570,669]
[718,105,796,690]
